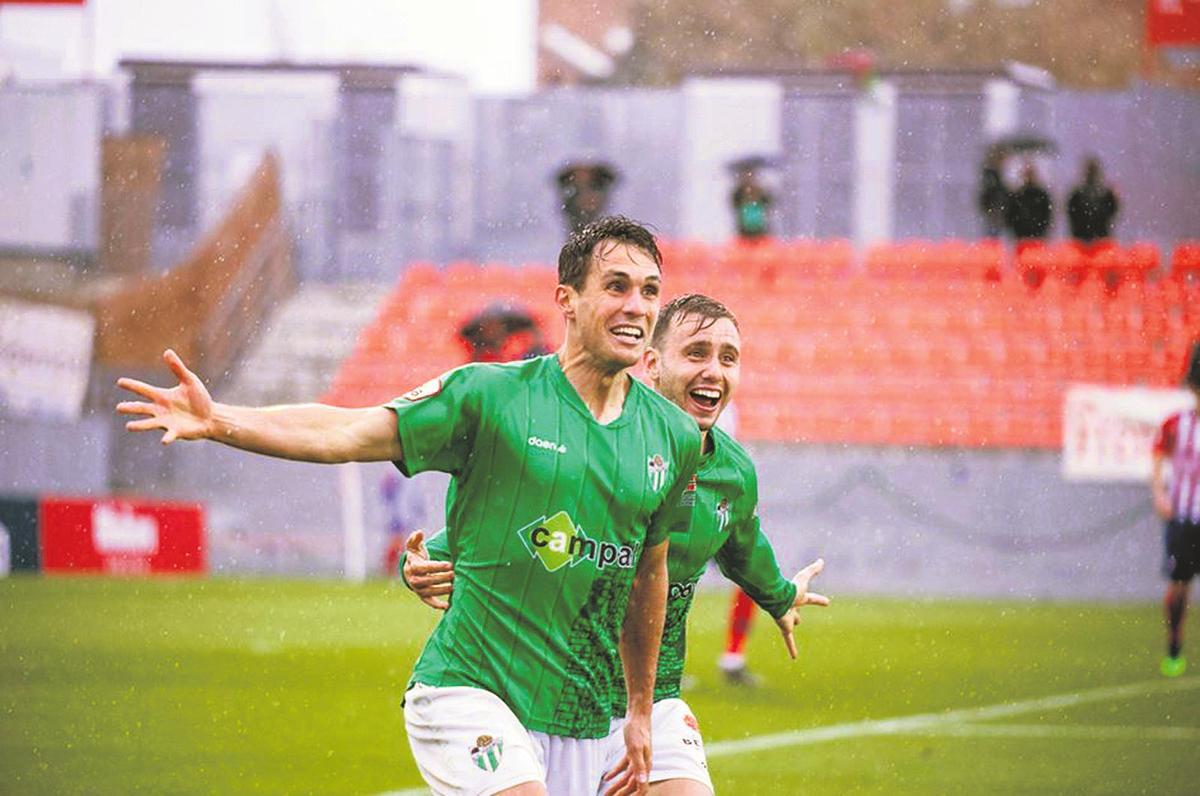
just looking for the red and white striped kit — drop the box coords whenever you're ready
[1156,409,1200,523]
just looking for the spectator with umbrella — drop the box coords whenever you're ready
[555,160,619,235]
[729,155,775,241]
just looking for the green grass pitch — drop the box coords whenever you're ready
[3,576,1199,794]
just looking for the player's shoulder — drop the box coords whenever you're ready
[633,379,701,436]
[391,356,547,405]
[710,426,759,484]
[450,355,550,390]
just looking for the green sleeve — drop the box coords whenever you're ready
[397,527,451,587]
[646,425,703,548]
[384,365,480,477]
[714,475,797,620]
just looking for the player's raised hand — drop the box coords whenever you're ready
[402,531,454,610]
[775,558,830,660]
[602,715,651,796]
[116,349,215,445]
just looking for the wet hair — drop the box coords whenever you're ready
[557,216,662,290]
[650,293,739,349]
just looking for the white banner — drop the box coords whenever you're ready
[1062,384,1195,482]
[0,298,94,421]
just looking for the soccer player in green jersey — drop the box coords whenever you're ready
[405,293,828,794]
[116,217,704,796]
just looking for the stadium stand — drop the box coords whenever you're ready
[223,282,389,406]
[325,240,1199,450]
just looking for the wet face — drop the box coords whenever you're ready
[647,314,741,432]
[561,240,662,370]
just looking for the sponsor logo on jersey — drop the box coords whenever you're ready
[683,713,700,732]
[400,377,442,402]
[527,435,567,454]
[517,511,637,573]
[648,454,670,491]
[715,498,731,532]
[470,734,504,772]
[679,474,698,506]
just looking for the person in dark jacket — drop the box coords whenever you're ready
[1067,158,1120,243]
[977,149,1010,238]
[1006,163,1053,240]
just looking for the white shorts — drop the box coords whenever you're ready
[404,683,624,796]
[645,698,714,793]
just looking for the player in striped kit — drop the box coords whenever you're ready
[1152,342,1200,678]
[406,294,829,793]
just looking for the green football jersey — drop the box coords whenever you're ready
[387,354,701,738]
[408,424,796,709]
[652,424,796,702]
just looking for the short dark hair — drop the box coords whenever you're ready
[557,215,662,290]
[650,293,739,349]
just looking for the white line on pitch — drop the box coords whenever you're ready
[705,676,1200,757]
[376,677,1200,794]
[909,722,1200,741]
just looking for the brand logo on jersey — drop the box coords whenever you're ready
[470,734,504,772]
[668,581,697,602]
[517,511,637,573]
[683,714,700,732]
[648,454,670,491]
[527,435,567,454]
[715,498,731,532]
[400,377,442,402]
[679,474,698,507]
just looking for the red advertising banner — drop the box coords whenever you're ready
[39,496,207,575]
[1147,0,1200,46]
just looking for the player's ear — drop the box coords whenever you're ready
[554,284,576,320]
[643,347,661,383]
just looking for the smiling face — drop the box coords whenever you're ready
[558,239,662,371]
[646,312,742,432]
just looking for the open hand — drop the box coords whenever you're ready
[116,349,215,445]
[601,715,651,796]
[775,558,830,660]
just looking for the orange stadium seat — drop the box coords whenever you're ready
[325,248,1190,450]
[1171,241,1200,283]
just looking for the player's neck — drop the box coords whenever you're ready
[701,429,713,456]
[556,347,631,424]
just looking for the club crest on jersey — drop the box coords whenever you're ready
[470,734,504,772]
[648,454,670,492]
[516,511,638,573]
[400,377,442,402]
[715,498,731,532]
[679,474,698,507]
[684,713,700,732]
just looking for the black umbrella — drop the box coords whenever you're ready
[989,134,1057,155]
[555,161,619,190]
[727,154,779,173]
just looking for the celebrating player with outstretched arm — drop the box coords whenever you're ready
[404,293,829,794]
[118,217,703,796]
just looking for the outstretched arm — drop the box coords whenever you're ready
[716,510,828,660]
[117,349,402,464]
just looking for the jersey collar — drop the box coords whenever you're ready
[547,354,638,429]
